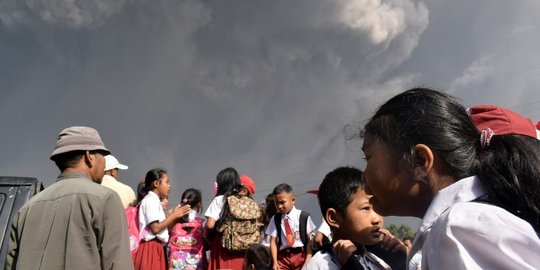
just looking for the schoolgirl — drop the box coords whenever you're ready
[133,168,190,270]
[168,188,207,270]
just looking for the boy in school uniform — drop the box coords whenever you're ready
[266,183,317,270]
[304,167,407,270]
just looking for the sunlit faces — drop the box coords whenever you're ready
[361,133,417,216]
[274,192,295,214]
[154,173,171,198]
[333,189,382,246]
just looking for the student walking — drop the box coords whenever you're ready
[266,184,316,270]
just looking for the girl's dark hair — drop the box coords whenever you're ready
[144,167,168,193]
[215,167,241,227]
[181,188,202,212]
[318,167,364,218]
[364,87,540,233]
[215,167,240,197]
[264,193,277,226]
[135,181,146,204]
[244,244,272,270]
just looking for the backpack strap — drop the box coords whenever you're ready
[274,213,283,248]
[273,211,311,248]
[299,210,310,247]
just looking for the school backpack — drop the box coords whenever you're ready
[169,217,207,270]
[125,204,141,255]
[220,195,261,251]
[273,211,310,248]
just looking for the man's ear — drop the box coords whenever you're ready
[248,264,255,270]
[325,208,341,229]
[83,151,94,167]
[413,144,435,181]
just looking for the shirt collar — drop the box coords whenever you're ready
[57,171,92,182]
[418,175,487,233]
[284,206,299,220]
[147,190,160,200]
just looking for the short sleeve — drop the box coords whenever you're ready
[317,219,331,237]
[141,195,165,225]
[265,215,278,237]
[204,195,224,220]
[306,215,317,234]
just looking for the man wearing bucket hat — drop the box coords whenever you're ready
[6,126,133,270]
[102,155,136,208]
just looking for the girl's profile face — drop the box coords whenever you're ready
[362,134,417,216]
[154,173,171,198]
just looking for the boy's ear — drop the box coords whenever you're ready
[325,208,341,229]
[413,144,434,181]
[291,196,296,204]
[248,264,255,270]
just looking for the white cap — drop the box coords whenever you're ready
[104,155,128,171]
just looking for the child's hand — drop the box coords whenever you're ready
[171,204,191,219]
[333,239,356,266]
[378,228,408,254]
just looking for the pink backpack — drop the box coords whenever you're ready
[125,205,141,255]
[169,217,207,270]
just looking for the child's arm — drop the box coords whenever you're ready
[302,233,314,268]
[148,204,190,234]
[270,236,279,270]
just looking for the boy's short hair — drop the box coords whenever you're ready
[272,183,293,195]
[317,167,364,220]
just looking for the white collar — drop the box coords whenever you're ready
[418,175,487,233]
[283,206,300,219]
[147,190,160,199]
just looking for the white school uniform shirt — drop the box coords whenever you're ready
[409,175,540,270]
[303,246,390,270]
[139,191,169,243]
[317,218,332,241]
[265,206,317,250]
[204,195,225,220]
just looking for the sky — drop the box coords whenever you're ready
[1,0,540,230]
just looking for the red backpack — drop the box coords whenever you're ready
[125,205,141,255]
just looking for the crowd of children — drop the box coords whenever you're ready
[124,88,540,270]
[126,164,409,270]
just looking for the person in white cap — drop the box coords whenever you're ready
[102,155,136,209]
[6,126,133,270]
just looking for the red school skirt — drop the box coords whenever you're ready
[207,234,245,270]
[133,238,166,270]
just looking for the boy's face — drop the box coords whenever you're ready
[274,192,295,214]
[337,189,383,246]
